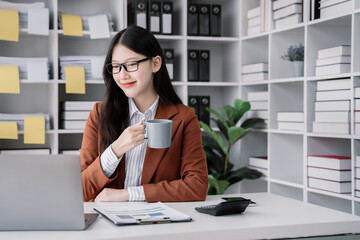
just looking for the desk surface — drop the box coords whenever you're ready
[1,192,360,240]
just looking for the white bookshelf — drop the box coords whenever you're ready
[1,0,360,216]
[237,0,360,217]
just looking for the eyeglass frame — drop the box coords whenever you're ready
[106,57,152,74]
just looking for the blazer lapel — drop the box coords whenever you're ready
[141,101,181,184]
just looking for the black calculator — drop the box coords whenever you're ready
[195,198,251,216]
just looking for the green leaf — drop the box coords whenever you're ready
[202,132,226,159]
[200,121,228,155]
[234,99,244,112]
[207,175,230,195]
[225,167,264,184]
[234,101,251,124]
[227,126,251,146]
[207,108,229,129]
[203,147,224,174]
[211,119,228,139]
[241,118,266,129]
[219,105,235,126]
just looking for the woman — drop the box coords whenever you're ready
[80,26,208,202]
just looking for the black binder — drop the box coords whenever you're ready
[164,48,174,80]
[199,4,210,36]
[149,1,161,34]
[127,0,148,29]
[210,5,221,36]
[161,1,173,34]
[199,96,210,125]
[188,50,199,82]
[188,96,200,118]
[199,50,210,82]
[188,3,199,36]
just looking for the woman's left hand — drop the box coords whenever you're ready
[94,188,129,202]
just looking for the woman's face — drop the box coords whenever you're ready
[111,44,160,101]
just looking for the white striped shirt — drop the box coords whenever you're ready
[100,96,159,201]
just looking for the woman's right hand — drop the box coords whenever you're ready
[111,121,146,158]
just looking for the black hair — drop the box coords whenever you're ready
[99,26,182,151]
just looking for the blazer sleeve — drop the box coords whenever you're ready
[143,107,208,202]
[80,102,117,201]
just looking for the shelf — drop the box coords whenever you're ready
[307,73,352,81]
[57,80,104,84]
[269,77,305,83]
[187,82,239,87]
[58,130,84,134]
[307,187,353,201]
[269,178,304,189]
[307,133,352,139]
[269,129,304,135]
[187,36,239,43]
[241,81,268,86]
[20,80,55,84]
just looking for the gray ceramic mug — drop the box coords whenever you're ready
[144,119,172,148]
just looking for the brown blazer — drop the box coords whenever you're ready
[80,100,208,202]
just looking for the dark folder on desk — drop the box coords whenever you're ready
[94,202,192,225]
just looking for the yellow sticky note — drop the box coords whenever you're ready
[0,122,18,139]
[0,66,20,94]
[65,66,85,94]
[61,14,83,37]
[24,116,45,144]
[0,9,19,42]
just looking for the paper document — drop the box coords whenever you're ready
[0,122,18,139]
[94,202,192,225]
[0,8,19,42]
[88,14,110,39]
[65,66,85,94]
[28,8,49,35]
[24,116,45,144]
[61,14,83,37]
[0,65,20,94]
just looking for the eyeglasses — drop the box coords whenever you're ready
[106,57,152,74]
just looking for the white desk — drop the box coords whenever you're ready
[1,193,360,240]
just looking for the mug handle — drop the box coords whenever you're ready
[143,121,148,140]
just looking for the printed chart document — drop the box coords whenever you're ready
[94,202,192,225]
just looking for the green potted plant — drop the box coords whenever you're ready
[199,99,266,195]
[281,43,305,77]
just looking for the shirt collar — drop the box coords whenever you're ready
[128,95,160,119]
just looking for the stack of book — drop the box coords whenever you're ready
[0,113,51,130]
[313,78,351,134]
[277,111,304,131]
[356,156,360,198]
[355,87,360,135]
[0,149,50,154]
[308,155,351,194]
[248,92,268,114]
[319,0,352,19]
[0,56,49,82]
[249,156,268,176]
[60,101,96,130]
[315,45,351,76]
[59,55,106,80]
[246,0,268,36]
[241,62,268,82]
[272,0,303,30]
[246,6,261,36]
[247,91,268,126]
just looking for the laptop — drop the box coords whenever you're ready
[0,154,98,231]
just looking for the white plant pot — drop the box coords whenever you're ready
[291,61,304,77]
